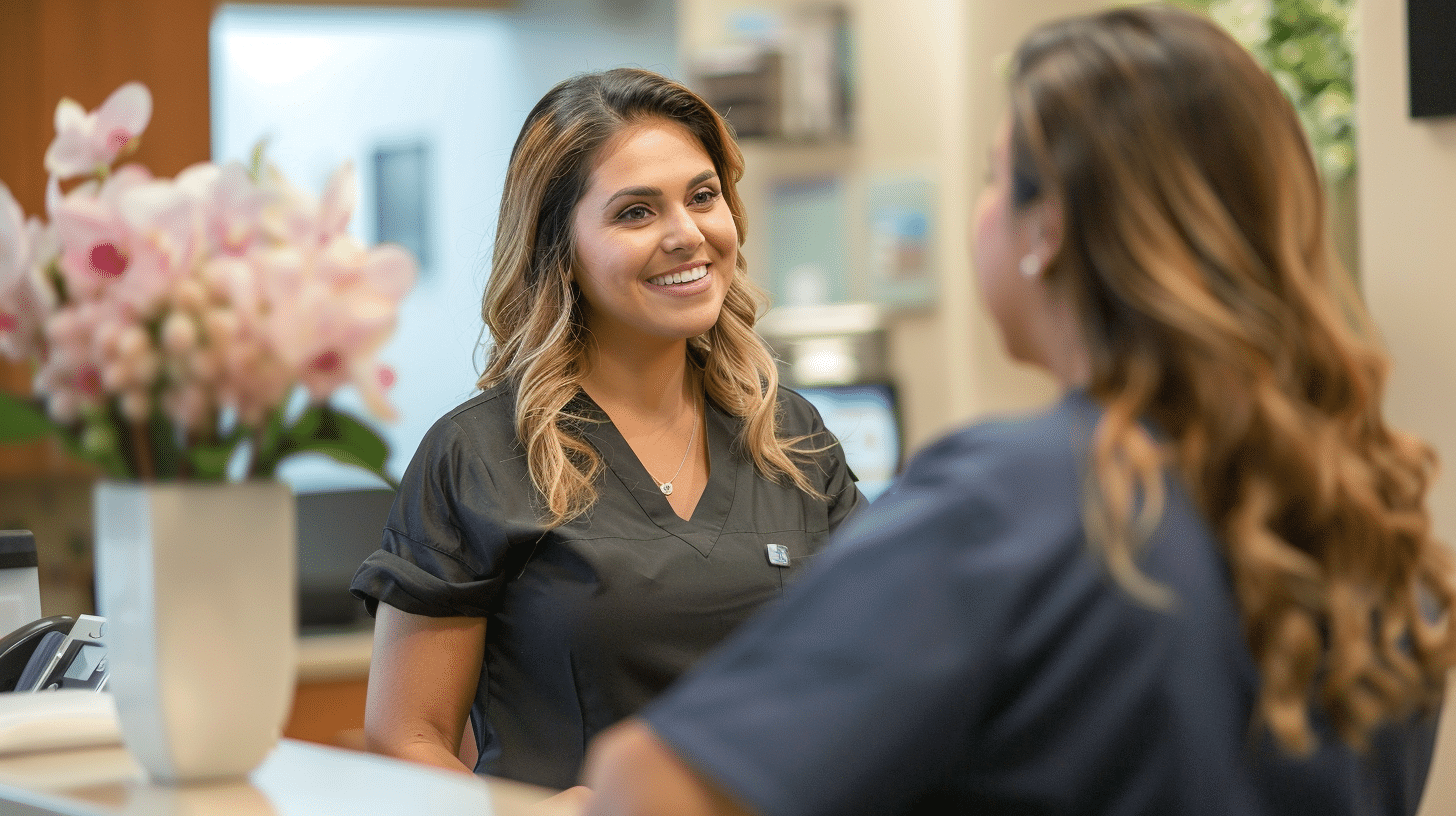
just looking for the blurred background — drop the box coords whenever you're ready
[0,0,1447,647]
[5,1,1456,803]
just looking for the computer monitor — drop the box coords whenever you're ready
[295,488,396,631]
[793,383,902,502]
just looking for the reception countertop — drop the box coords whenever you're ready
[295,629,373,682]
[0,738,574,816]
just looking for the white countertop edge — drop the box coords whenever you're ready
[295,630,373,682]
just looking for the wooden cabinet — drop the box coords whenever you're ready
[285,631,374,750]
[0,0,217,479]
[286,676,371,750]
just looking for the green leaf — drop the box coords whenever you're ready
[0,392,58,444]
[144,409,185,480]
[289,406,397,488]
[252,404,396,488]
[187,429,244,481]
[247,406,292,479]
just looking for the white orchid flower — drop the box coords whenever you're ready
[44,82,153,181]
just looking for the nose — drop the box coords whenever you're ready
[661,205,705,254]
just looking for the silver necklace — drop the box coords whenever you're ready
[655,403,699,496]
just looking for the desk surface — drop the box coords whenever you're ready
[0,738,574,816]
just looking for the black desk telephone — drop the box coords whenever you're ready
[0,614,109,693]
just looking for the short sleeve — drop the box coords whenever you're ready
[641,428,1034,816]
[350,402,546,619]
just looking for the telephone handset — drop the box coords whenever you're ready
[0,614,108,693]
[0,616,73,693]
[27,614,108,692]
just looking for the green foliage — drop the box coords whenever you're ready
[0,389,397,488]
[0,393,54,444]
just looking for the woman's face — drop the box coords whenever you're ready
[972,121,1049,367]
[570,118,737,351]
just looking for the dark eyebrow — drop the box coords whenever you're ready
[600,170,719,213]
[602,186,661,212]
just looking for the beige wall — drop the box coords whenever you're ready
[680,0,1106,454]
[1358,2,1456,814]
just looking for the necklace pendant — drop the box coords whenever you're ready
[660,482,673,496]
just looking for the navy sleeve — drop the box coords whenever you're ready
[641,425,1060,816]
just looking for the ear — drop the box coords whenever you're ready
[1026,197,1065,265]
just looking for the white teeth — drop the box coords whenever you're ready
[649,266,708,286]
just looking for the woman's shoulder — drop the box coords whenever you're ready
[940,390,1093,458]
[441,380,516,422]
[417,380,520,455]
[889,393,1092,514]
[772,385,828,432]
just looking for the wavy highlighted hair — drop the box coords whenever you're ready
[478,67,820,526]
[1008,6,1456,753]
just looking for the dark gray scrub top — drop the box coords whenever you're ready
[350,381,863,790]
[644,389,1439,816]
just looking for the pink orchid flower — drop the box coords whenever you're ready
[113,177,204,312]
[316,162,357,242]
[263,237,414,420]
[255,162,322,249]
[192,161,270,257]
[49,165,152,302]
[2,79,421,481]
[44,82,153,181]
[0,183,55,360]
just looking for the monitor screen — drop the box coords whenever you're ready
[794,383,902,502]
[295,488,396,631]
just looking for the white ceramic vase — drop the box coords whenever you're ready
[93,480,297,784]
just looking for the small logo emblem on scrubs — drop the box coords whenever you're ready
[765,544,791,567]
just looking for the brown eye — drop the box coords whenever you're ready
[616,204,652,222]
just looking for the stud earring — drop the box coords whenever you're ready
[1019,254,1042,278]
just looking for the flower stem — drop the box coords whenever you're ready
[131,420,155,481]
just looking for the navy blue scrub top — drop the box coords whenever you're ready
[644,390,1439,816]
[350,382,863,790]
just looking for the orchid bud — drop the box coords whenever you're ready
[120,389,150,422]
[116,323,149,359]
[203,308,239,344]
[101,361,129,391]
[173,278,207,312]
[132,349,160,385]
[80,420,117,457]
[47,390,80,424]
[162,311,198,353]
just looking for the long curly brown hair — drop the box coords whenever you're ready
[1008,6,1456,753]
[478,68,820,526]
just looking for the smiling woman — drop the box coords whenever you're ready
[347,68,865,792]
[571,121,737,367]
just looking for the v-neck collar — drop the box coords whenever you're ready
[571,390,739,557]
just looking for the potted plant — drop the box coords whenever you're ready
[0,82,417,783]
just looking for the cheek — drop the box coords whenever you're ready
[705,209,738,259]
[971,193,999,258]
[971,197,1005,288]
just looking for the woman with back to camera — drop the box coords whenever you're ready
[349,68,863,792]
[580,7,1456,815]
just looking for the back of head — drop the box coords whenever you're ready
[1008,6,1456,753]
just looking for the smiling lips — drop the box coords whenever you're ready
[647,263,709,287]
